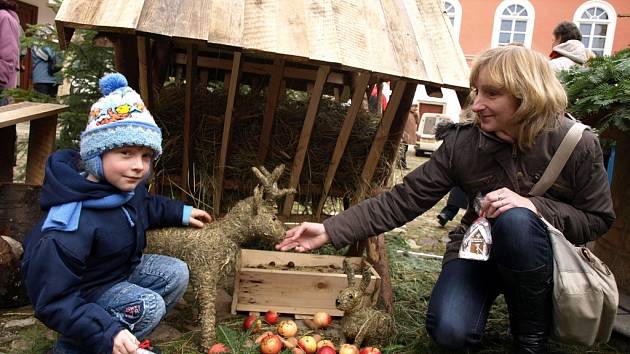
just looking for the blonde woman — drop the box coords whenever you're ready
[277,46,614,353]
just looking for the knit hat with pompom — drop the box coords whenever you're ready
[80,73,162,179]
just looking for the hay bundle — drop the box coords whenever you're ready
[152,85,396,213]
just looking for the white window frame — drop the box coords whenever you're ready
[573,0,617,56]
[491,0,536,48]
[443,0,462,40]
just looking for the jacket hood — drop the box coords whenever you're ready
[552,40,588,64]
[40,149,119,209]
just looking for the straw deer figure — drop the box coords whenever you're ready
[337,258,393,348]
[145,165,294,350]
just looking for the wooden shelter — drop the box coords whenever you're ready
[55,0,469,311]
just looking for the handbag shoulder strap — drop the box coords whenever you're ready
[529,122,587,196]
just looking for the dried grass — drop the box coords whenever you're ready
[151,85,396,213]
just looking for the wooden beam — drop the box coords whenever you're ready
[455,88,472,108]
[25,115,58,185]
[199,69,209,88]
[213,52,242,217]
[282,66,331,216]
[353,81,407,204]
[315,72,371,220]
[257,58,285,165]
[181,44,198,199]
[384,84,418,172]
[137,36,153,107]
[0,126,15,183]
[174,54,345,85]
[425,84,443,98]
[113,34,139,90]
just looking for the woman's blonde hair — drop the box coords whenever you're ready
[469,45,567,150]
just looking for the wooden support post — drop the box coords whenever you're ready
[455,88,472,108]
[137,36,153,107]
[213,52,242,217]
[384,84,418,172]
[151,39,172,94]
[224,73,231,91]
[175,66,183,87]
[315,72,371,220]
[257,58,285,165]
[282,66,331,217]
[25,115,58,184]
[181,44,198,199]
[113,34,139,90]
[425,84,443,98]
[349,234,395,314]
[0,126,16,183]
[199,69,209,88]
[352,81,406,204]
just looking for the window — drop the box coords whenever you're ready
[491,1,535,48]
[443,0,462,40]
[574,1,617,56]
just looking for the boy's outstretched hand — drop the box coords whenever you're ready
[275,222,331,252]
[112,329,138,354]
[188,208,213,228]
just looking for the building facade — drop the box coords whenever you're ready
[445,0,629,61]
[414,0,629,119]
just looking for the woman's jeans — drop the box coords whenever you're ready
[426,208,553,352]
[53,254,189,354]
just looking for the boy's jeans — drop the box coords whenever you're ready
[53,254,189,354]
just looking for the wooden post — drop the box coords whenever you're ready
[257,58,285,165]
[214,52,242,217]
[137,36,153,107]
[282,66,331,217]
[315,72,371,220]
[0,126,16,183]
[352,81,407,204]
[113,34,139,90]
[181,44,198,199]
[384,83,418,173]
[25,115,58,184]
[455,88,471,108]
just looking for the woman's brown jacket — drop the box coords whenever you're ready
[323,117,615,264]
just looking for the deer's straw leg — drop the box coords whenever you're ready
[191,272,218,350]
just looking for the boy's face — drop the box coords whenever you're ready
[100,146,154,191]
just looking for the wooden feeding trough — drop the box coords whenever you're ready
[231,249,380,317]
[55,0,470,311]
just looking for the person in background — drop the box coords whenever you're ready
[0,0,20,105]
[22,73,213,354]
[32,45,62,97]
[276,46,614,353]
[549,21,592,73]
[400,103,419,170]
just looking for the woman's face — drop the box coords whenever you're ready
[471,67,520,142]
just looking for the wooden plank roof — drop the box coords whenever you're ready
[55,0,469,89]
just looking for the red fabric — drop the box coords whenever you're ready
[549,51,562,59]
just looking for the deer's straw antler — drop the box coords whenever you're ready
[252,165,296,201]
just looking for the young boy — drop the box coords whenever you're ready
[22,73,212,354]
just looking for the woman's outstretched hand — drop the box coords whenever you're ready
[275,222,331,252]
[480,187,537,218]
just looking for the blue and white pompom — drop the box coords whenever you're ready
[99,73,128,96]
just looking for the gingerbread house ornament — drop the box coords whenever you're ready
[459,218,492,261]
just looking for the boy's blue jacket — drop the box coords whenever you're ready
[22,149,185,354]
